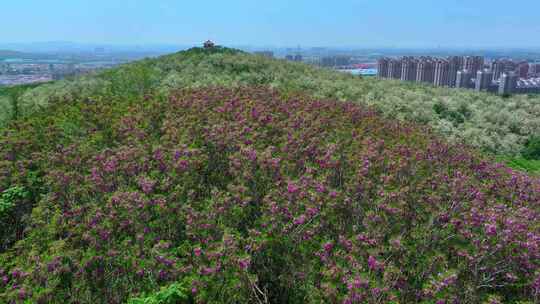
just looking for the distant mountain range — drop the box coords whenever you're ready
[0,50,28,57]
[0,41,193,54]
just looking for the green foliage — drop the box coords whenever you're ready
[0,186,28,218]
[504,157,540,175]
[522,136,540,160]
[0,83,43,125]
[128,282,191,304]
[0,186,31,252]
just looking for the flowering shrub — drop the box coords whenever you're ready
[0,87,538,303]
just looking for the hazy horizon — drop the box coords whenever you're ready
[2,0,540,49]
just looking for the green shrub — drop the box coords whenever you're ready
[128,282,191,304]
[522,137,540,160]
[0,186,30,251]
[0,186,28,218]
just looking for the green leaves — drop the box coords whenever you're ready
[522,136,540,160]
[128,282,190,304]
[0,186,28,218]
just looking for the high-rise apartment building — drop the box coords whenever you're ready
[464,56,484,76]
[491,60,506,82]
[456,70,472,89]
[530,63,540,77]
[377,58,390,79]
[401,57,418,81]
[499,72,518,95]
[388,59,402,79]
[518,62,530,78]
[447,56,463,87]
[475,69,493,91]
[416,58,435,83]
[375,55,533,95]
[434,59,450,87]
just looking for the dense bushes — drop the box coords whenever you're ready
[0,87,538,303]
[0,186,30,252]
[523,137,540,160]
[1,47,539,159]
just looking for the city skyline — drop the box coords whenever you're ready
[2,0,540,48]
[377,55,540,94]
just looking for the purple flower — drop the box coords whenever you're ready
[485,224,497,236]
[323,242,333,253]
[11,270,21,279]
[368,256,381,271]
[158,270,167,280]
[287,182,299,194]
[238,258,250,271]
[18,288,28,300]
[103,157,118,173]
[316,183,326,193]
[293,215,307,225]
[247,149,257,161]
[177,159,189,171]
[138,176,156,194]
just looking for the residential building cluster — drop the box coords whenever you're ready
[377,56,540,95]
[0,61,116,87]
[285,54,303,62]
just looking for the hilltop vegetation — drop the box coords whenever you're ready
[1,47,540,160]
[0,47,539,303]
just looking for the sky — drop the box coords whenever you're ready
[2,0,540,48]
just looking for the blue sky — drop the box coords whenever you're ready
[2,0,540,47]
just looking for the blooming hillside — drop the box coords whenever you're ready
[1,47,540,161]
[0,85,539,303]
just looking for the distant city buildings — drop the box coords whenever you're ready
[518,61,530,78]
[434,59,450,87]
[285,54,303,62]
[530,63,540,77]
[447,56,463,87]
[499,72,519,95]
[416,59,434,83]
[456,70,473,89]
[464,56,484,76]
[475,69,493,91]
[377,55,540,95]
[377,58,389,79]
[0,59,124,87]
[320,56,351,67]
[401,57,418,82]
[254,51,274,58]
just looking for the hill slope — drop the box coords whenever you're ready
[2,47,540,159]
[0,48,539,303]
